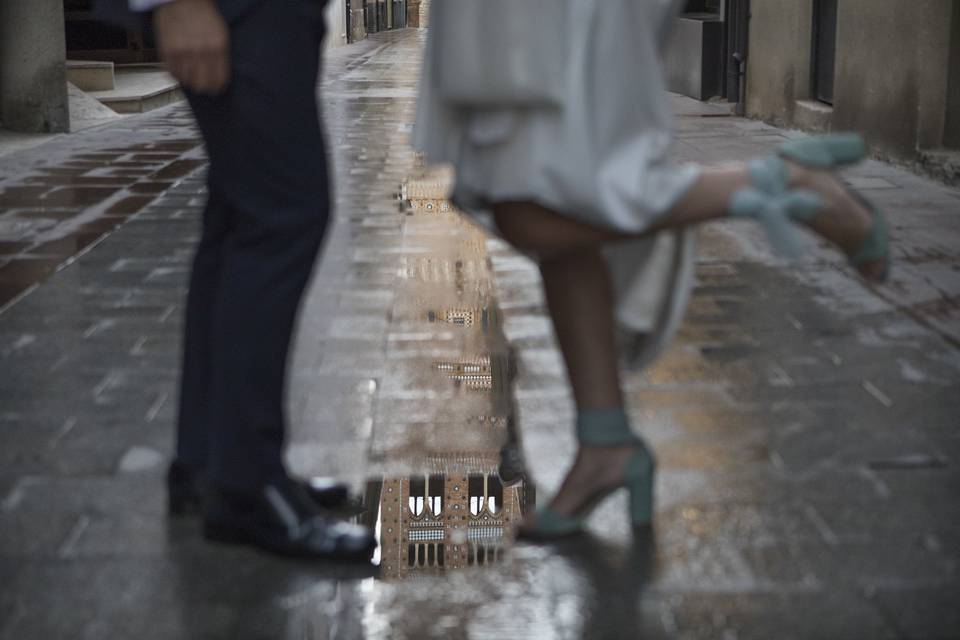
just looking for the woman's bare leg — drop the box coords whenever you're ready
[497,161,880,524]
[494,162,879,276]
[540,249,622,410]
[530,248,642,518]
[494,164,751,257]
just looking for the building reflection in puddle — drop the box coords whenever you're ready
[433,356,492,391]
[360,471,530,579]
[355,168,533,581]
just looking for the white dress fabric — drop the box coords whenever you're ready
[413,0,700,370]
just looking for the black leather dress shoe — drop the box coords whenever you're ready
[167,461,352,516]
[203,479,377,561]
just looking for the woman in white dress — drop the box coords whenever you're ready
[415,0,889,539]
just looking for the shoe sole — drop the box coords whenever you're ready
[203,522,377,562]
[515,527,584,543]
[169,489,354,517]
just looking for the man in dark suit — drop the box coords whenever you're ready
[105,0,376,560]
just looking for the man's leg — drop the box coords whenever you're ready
[159,0,373,558]
[170,0,353,513]
[175,185,231,472]
[186,0,330,490]
[167,184,231,514]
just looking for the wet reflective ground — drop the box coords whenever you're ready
[0,111,203,309]
[2,29,960,639]
[328,165,533,581]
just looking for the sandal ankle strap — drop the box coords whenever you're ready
[576,407,636,446]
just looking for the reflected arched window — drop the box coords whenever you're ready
[428,474,444,516]
[468,474,485,515]
[468,474,505,516]
[408,475,425,516]
[409,495,424,516]
[407,543,445,569]
[466,542,499,567]
[487,475,503,515]
[409,475,444,518]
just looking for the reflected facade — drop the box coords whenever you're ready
[368,471,525,579]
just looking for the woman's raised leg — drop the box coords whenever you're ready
[493,161,882,279]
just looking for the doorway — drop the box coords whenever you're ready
[722,0,750,104]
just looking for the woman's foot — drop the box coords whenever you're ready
[788,162,888,282]
[518,443,641,535]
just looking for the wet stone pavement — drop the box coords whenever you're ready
[2,29,960,640]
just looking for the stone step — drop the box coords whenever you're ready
[66,60,115,92]
[67,82,122,133]
[88,65,183,114]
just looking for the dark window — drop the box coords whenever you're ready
[813,0,838,105]
[682,0,721,13]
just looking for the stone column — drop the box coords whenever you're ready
[0,0,69,133]
[325,0,349,49]
[419,0,430,28]
[349,0,367,42]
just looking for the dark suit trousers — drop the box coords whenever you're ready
[177,0,331,490]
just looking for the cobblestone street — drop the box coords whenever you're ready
[2,29,959,639]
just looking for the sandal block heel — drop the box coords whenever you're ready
[778,133,867,168]
[625,450,656,529]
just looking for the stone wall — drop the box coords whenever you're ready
[349,0,367,43]
[745,0,958,161]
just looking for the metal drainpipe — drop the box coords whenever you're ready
[733,51,747,116]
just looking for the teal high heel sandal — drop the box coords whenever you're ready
[730,133,890,281]
[778,133,867,169]
[518,411,656,540]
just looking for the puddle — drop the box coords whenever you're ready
[345,167,535,580]
[356,472,533,579]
